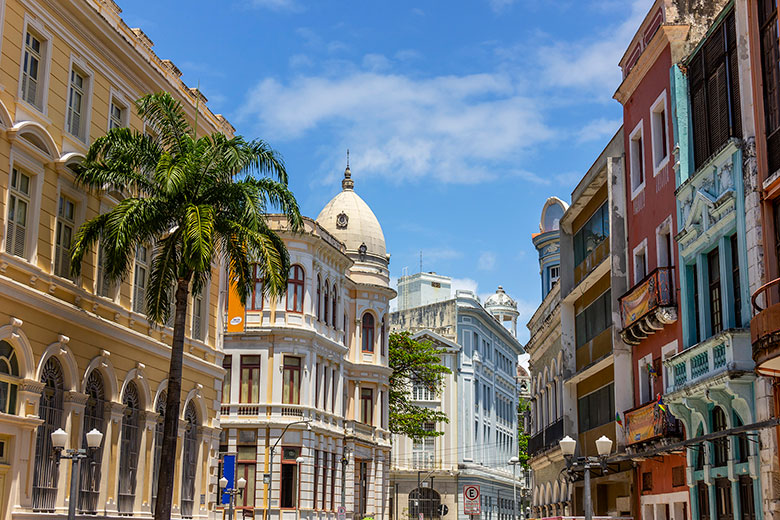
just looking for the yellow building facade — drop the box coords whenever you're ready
[0,1,233,519]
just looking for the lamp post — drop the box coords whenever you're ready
[558,435,613,520]
[263,420,311,520]
[50,427,104,520]
[508,456,520,520]
[341,447,352,509]
[220,476,247,520]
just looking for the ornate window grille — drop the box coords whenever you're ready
[151,390,166,511]
[118,382,141,514]
[180,402,199,518]
[32,358,65,511]
[79,370,106,513]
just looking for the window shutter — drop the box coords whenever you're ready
[726,13,742,138]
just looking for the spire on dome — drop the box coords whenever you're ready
[342,149,354,191]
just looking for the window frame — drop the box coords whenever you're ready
[707,247,723,336]
[650,90,670,175]
[286,264,304,313]
[107,88,131,131]
[249,264,264,311]
[629,120,646,198]
[361,312,375,353]
[239,355,261,404]
[132,244,150,315]
[64,56,93,143]
[282,355,301,405]
[19,20,52,113]
[655,216,674,269]
[632,238,648,285]
[360,387,374,425]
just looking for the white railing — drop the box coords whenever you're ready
[664,331,753,394]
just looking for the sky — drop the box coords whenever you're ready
[120,0,652,347]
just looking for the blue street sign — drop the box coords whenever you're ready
[222,455,236,505]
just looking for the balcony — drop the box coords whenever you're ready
[623,400,682,448]
[751,278,780,376]
[618,267,677,346]
[664,331,753,395]
[528,418,564,457]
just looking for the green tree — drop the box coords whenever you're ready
[517,396,531,467]
[70,92,302,520]
[389,331,451,440]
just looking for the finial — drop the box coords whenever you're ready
[342,149,354,191]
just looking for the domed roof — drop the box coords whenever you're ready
[316,166,387,258]
[484,286,518,311]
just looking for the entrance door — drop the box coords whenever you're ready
[715,478,733,520]
[698,482,711,520]
[738,476,756,520]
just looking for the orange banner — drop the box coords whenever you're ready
[622,277,653,327]
[625,402,665,445]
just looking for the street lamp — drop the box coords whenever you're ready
[220,476,247,520]
[263,420,312,520]
[558,435,613,520]
[508,456,521,520]
[340,447,352,509]
[51,427,104,520]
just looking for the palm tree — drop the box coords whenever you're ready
[70,92,302,520]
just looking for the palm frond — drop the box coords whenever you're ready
[145,235,180,324]
[135,92,191,155]
[69,213,111,277]
[182,204,215,272]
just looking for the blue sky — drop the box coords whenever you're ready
[121,0,651,344]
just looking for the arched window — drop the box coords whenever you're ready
[551,381,557,421]
[332,284,337,328]
[694,425,705,471]
[409,487,441,520]
[362,313,375,353]
[324,281,330,324]
[79,370,106,513]
[734,412,749,463]
[0,340,20,414]
[118,382,141,513]
[181,402,199,518]
[712,407,728,467]
[381,316,386,356]
[286,265,304,313]
[151,390,167,511]
[250,264,263,310]
[32,357,65,510]
[316,275,322,321]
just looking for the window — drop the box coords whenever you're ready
[22,31,44,108]
[712,406,728,467]
[6,168,30,258]
[692,265,702,344]
[361,387,374,425]
[240,355,261,403]
[151,390,166,512]
[66,69,87,139]
[381,316,386,356]
[180,402,199,518]
[657,220,674,268]
[54,195,76,279]
[409,488,442,520]
[316,275,322,321]
[630,123,645,194]
[412,378,436,401]
[280,447,300,508]
[332,283,338,328]
[356,460,369,517]
[362,313,375,353]
[250,264,263,310]
[731,234,742,327]
[734,413,749,464]
[412,423,435,469]
[573,202,609,267]
[642,471,653,492]
[314,449,320,508]
[575,290,611,348]
[118,382,141,513]
[282,356,301,405]
[0,341,19,415]
[192,293,204,340]
[577,383,614,432]
[651,93,669,170]
[222,356,232,403]
[331,367,337,413]
[330,452,337,510]
[739,476,756,520]
[672,466,686,487]
[79,371,106,513]
[236,436,256,508]
[715,478,733,520]
[638,355,653,404]
[286,265,304,313]
[634,241,647,284]
[708,248,723,335]
[549,265,560,290]
[698,482,710,520]
[689,10,741,170]
[32,358,64,511]
[133,245,150,314]
[324,281,330,324]
[96,244,115,298]
[759,0,780,174]
[109,99,126,130]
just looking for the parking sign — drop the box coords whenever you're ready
[463,485,480,515]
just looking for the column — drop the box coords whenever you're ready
[105,401,126,514]
[141,411,160,513]
[60,392,88,511]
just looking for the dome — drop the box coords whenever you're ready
[316,166,387,258]
[484,286,517,311]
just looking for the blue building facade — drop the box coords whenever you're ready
[532,197,568,300]
[668,6,762,520]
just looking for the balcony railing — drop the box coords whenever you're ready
[528,418,564,457]
[619,267,676,346]
[664,331,753,394]
[624,400,683,446]
[751,277,780,376]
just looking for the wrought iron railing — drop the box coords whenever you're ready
[528,418,564,456]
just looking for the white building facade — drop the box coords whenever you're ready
[220,167,395,520]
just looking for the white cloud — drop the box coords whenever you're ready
[478,251,497,271]
[239,70,552,184]
[577,117,622,143]
[450,277,479,296]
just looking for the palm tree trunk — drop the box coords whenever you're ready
[154,275,192,520]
